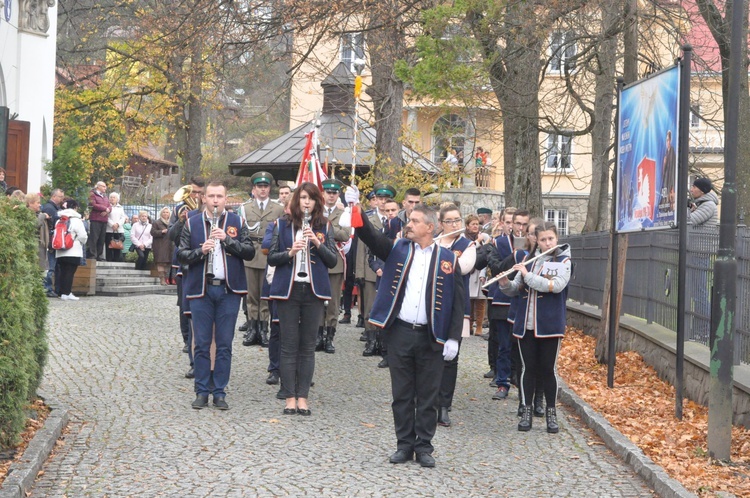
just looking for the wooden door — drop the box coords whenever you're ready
[5,120,30,191]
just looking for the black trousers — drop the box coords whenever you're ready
[57,256,80,296]
[105,233,123,262]
[385,322,444,455]
[438,339,461,408]
[518,333,561,408]
[89,221,107,260]
[342,273,355,315]
[488,320,499,369]
[277,283,325,399]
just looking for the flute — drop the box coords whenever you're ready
[434,227,465,241]
[481,245,562,289]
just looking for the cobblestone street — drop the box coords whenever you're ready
[31,295,655,497]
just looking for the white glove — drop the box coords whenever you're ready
[442,339,459,361]
[344,185,360,205]
[338,206,351,229]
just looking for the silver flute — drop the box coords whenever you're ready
[297,208,311,278]
[206,206,219,279]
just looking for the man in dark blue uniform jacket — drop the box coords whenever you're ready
[348,190,464,468]
[178,182,255,410]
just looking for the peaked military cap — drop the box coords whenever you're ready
[373,183,397,198]
[322,178,344,192]
[477,207,492,215]
[251,171,274,185]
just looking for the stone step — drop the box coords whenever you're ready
[96,285,176,297]
[96,276,161,286]
[96,268,153,277]
[93,262,137,269]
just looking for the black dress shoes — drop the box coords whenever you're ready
[437,407,451,427]
[356,315,364,328]
[213,396,229,410]
[377,358,389,368]
[238,320,249,331]
[283,408,296,415]
[185,367,195,379]
[191,394,208,409]
[276,388,285,400]
[266,371,280,385]
[182,344,189,353]
[389,449,413,464]
[339,314,351,324]
[297,408,311,416]
[415,453,436,468]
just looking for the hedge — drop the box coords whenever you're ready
[0,196,49,449]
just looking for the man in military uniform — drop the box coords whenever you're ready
[315,178,350,354]
[240,171,285,347]
[477,207,493,235]
[356,183,395,356]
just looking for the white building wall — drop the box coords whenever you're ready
[0,1,58,193]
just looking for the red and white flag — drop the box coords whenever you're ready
[296,127,327,190]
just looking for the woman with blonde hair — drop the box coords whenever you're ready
[150,206,174,284]
[106,192,128,261]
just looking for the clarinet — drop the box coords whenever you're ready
[206,206,219,279]
[297,208,311,278]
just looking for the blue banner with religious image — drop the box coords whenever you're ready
[615,65,680,232]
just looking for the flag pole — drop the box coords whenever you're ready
[352,60,364,187]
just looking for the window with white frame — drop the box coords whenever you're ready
[690,104,701,128]
[545,209,569,237]
[549,31,577,73]
[431,114,466,166]
[340,33,365,72]
[544,133,572,171]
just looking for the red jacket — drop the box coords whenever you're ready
[88,189,111,223]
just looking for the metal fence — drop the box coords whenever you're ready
[564,225,750,365]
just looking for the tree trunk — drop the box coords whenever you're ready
[184,41,205,182]
[367,4,405,178]
[696,0,750,221]
[622,0,638,85]
[584,0,619,232]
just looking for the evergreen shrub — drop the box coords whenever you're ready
[0,196,49,449]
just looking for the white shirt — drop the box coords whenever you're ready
[397,242,435,325]
[257,199,267,211]
[207,211,227,280]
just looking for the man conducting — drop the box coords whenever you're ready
[345,186,464,468]
[178,182,256,410]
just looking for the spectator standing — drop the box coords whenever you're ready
[26,192,49,273]
[106,192,127,262]
[0,167,6,194]
[464,214,490,336]
[88,181,111,261]
[151,206,174,285]
[41,188,65,297]
[55,198,88,301]
[688,177,718,226]
[122,216,134,253]
[130,211,153,270]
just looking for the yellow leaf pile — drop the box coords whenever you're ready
[558,327,750,497]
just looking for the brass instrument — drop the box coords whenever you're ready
[205,206,219,279]
[174,185,199,216]
[297,208,311,278]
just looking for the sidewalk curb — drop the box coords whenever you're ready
[0,390,69,498]
[559,381,698,498]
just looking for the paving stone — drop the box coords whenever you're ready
[30,295,656,497]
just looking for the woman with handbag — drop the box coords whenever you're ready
[150,207,173,284]
[130,211,153,270]
[106,192,127,262]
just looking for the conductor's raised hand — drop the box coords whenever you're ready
[345,185,360,205]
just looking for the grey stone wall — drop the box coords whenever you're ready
[567,302,750,428]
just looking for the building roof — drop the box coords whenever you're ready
[229,62,437,181]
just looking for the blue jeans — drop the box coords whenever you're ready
[189,284,241,397]
[44,251,58,293]
[494,319,513,389]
